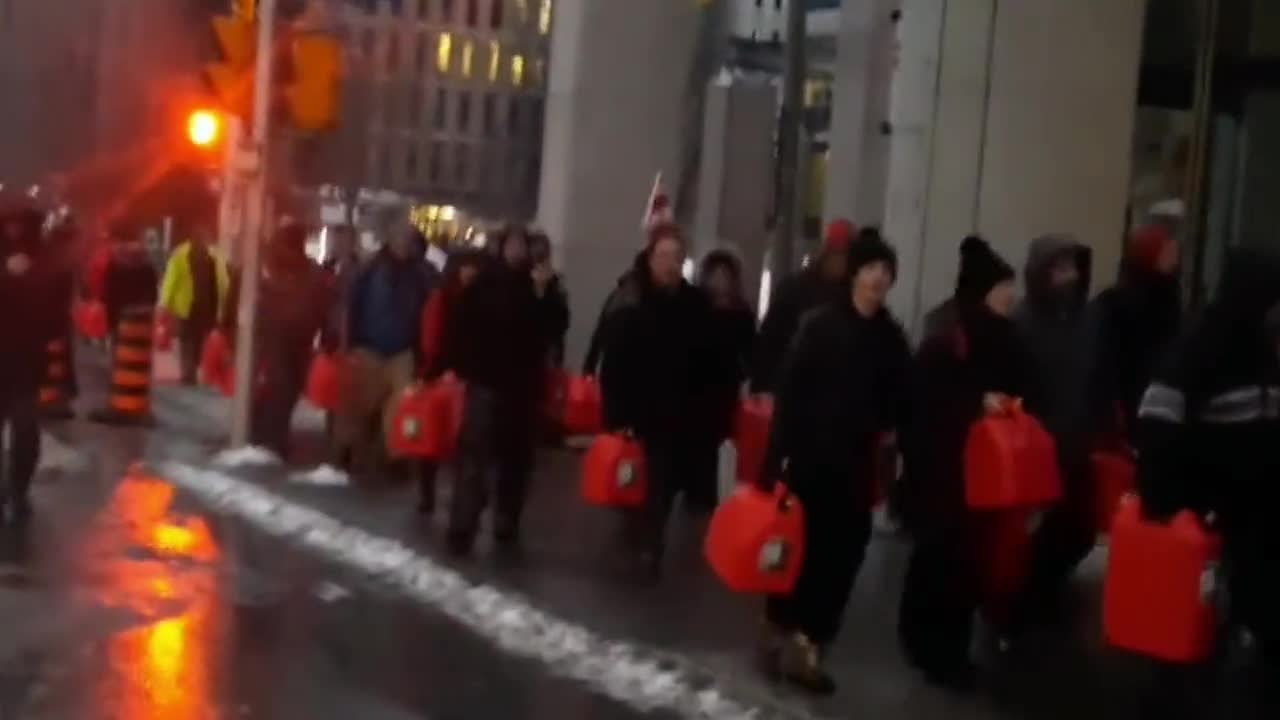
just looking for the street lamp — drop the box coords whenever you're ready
[187,109,223,148]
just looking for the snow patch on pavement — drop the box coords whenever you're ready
[37,433,90,473]
[290,465,350,487]
[211,446,281,468]
[160,462,795,720]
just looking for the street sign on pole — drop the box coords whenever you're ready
[229,0,276,448]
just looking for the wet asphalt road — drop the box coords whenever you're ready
[0,345,1274,719]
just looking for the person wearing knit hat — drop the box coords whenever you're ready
[1093,224,1182,438]
[897,234,1029,692]
[754,226,912,695]
[750,218,856,394]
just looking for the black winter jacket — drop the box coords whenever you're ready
[0,224,59,395]
[704,303,756,440]
[750,266,845,393]
[443,258,544,402]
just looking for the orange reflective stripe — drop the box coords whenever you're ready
[114,346,152,364]
[112,370,151,389]
[109,395,149,414]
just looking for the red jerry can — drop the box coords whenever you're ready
[1091,450,1136,533]
[563,374,604,436]
[200,330,232,389]
[732,395,774,486]
[1103,497,1221,663]
[704,484,805,595]
[305,354,342,411]
[976,509,1036,616]
[388,378,465,459]
[75,300,108,340]
[580,434,647,507]
[964,404,1062,509]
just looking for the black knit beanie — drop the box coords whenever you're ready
[847,227,898,279]
[956,235,1014,304]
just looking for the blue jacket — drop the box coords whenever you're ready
[348,251,438,357]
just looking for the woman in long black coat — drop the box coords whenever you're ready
[898,236,1031,691]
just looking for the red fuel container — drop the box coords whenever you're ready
[1103,497,1221,663]
[705,484,805,595]
[975,509,1036,615]
[580,434,647,508]
[305,353,342,411]
[964,406,1061,509]
[563,374,604,436]
[732,396,774,486]
[388,378,465,459]
[200,330,232,389]
[1091,450,1136,533]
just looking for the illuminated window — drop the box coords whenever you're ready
[488,40,501,82]
[510,54,525,86]
[461,40,474,78]
[515,0,527,23]
[437,32,452,73]
[537,0,551,35]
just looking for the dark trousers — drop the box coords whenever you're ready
[1220,505,1280,666]
[684,437,720,514]
[626,436,699,557]
[179,317,215,384]
[449,386,535,540]
[1013,454,1094,627]
[766,502,873,646]
[249,345,309,459]
[0,390,41,504]
[899,523,979,673]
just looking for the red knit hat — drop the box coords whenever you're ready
[824,218,856,252]
[1128,224,1171,273]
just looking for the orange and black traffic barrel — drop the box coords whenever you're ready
[38,337,75,420]
[90,306,155,426]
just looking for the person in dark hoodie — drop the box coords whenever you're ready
[337,220,438,476]
[1093,224,1182,439]
[599,224,714,576]
[582,252,645,376]
[0,200,58,521]
[1136,247,1280,674]
[692,249,756,511]
[1009,233,1102,629]
[441,226,545,554]
[750,218,854,393]
[898,237,1030,691]
[250,222,332,459]
[757,231,912,694]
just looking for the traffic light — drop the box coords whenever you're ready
[187,109,223,148]
[207,2,256,116]
[285,34,342,132]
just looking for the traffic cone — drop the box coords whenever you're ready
[90,306,156,426]
[38,337,75,420]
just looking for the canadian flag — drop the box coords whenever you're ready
[641,172,674,232]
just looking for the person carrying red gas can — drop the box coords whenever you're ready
[1135,247,1280,682]
[755,230,911,694]
[897,236,1030,692]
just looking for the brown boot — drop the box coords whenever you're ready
[777,632,836,695]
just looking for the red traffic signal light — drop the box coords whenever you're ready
[187,109,223,148]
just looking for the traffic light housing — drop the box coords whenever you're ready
[285,34,342,132]
[207,3,256,116]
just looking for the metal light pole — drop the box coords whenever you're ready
[772,0,807,285]
[229,0,276,447]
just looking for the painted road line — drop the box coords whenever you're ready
[160,461,814,720]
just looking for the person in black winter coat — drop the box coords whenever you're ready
[919,234,985,342]
[1010,233,1103,628]
[898,236,1029,692]
[582,254,644,376]
[691,249,756,511]
[750,218,854,393]
[0,202,59,521]
[441,226,546,555]
[599,224,714,575]
[758,232,912,695]
[1136,247,1280,668]
[529,231,570,368]
[1093,224,1182,440]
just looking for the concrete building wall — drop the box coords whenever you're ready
[537,0,701,363]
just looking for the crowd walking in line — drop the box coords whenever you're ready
[4,185,1279,713]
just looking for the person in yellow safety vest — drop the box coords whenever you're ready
[160,235,230,385]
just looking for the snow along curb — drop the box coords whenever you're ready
[160,462,806,720]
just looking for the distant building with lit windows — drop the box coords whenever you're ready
[334,0,551,224]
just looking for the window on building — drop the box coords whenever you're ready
[527,97,545,141]
[429,142,445,183]
[466,0,479,27]
[433,88,449,130]
[537,0,552,35]
[387,33,400,73]
[414,33,428,74]
[510,54,525,86]
[487,41,501,83]
[533,58,546,87]
[418,0,430,20]
[457,92,472,134]
[461,40,475,78]
[361,28,376,58]
[490,0,504,29]
[437,32,452,73]
[407,145,419,180]
[441,0,454,21]
[515,0,528,23]
[408,85,423,128]
[482,93,497,137]
[455,144,469,185]
[378,141,392,185]
[507,98,520,136]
